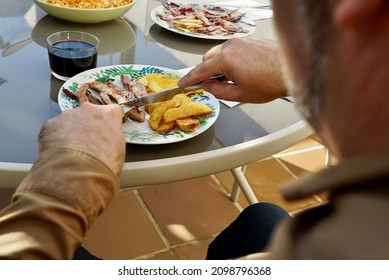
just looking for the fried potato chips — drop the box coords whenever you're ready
[176,118,200,132]
[139,74,213,133]
[163,102,212,123]
[147,93,212,133]
[138,73,180,93]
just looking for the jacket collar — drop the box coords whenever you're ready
[280,153,389,201]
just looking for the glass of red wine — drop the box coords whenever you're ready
[47,31,99,81]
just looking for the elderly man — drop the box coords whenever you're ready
[0,0,388,259]
[179,0,389,259]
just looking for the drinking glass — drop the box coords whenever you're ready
[47,31,99,81]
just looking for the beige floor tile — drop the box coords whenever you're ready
[276,136,323,155]
[143,250,179,260]
[174,238,214,260]
[216,159,320,212]
[310,134,326,144]
[246,159,320,212]
[82,189,166,260]
[278,147,327,175]
[139,177,240,246]
[213,170,247,206]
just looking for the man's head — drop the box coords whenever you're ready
[272,0,389,159]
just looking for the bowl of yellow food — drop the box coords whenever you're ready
[33,0,137,24]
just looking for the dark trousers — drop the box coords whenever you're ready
[73,246,101,260]
[206,202,290,260]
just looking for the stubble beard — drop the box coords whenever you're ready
[281,52,327,130]
[281,1,330,130]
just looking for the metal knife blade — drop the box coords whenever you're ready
[119,74,226,107]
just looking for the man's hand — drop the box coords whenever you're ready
[178,37,287,103]
[39,103,126,176]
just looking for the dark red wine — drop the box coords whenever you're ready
[48,40,97,78]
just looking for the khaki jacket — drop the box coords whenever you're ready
[0,148,119,259]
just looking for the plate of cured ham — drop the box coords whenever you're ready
[151,2,256,40]
[57,64,220,144]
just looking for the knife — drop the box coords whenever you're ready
[118,74,226,107]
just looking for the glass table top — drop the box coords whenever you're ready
[0,0,311,189]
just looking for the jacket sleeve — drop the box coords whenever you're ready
[0,148,120,259]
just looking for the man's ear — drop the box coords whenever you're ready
[333,0,383,27]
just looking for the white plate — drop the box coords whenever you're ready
[151,4,256,40]
[58,64,220,145]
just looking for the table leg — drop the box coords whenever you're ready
[325,148,332,166]
[230,166,258,205]
[230,166,245,201]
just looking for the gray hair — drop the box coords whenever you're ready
[289,1,331,127]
